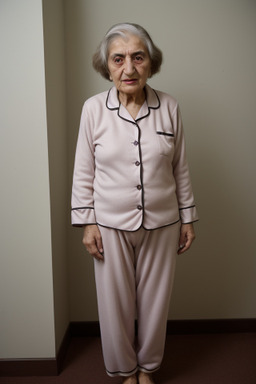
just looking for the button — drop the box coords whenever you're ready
[137,205,143,210]
[133,140,139,146]
[135,161,140,166]
[137,185,142,190]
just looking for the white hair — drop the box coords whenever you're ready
[93,23,163,80]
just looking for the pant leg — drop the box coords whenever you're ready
[135,223,180,373]
[93,226,138,377]
[94,224,180,376]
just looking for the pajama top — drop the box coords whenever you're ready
[71,84,198,230]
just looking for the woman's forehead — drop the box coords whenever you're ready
[108,34,147,55]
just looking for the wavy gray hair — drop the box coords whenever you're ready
[92,23,163,80]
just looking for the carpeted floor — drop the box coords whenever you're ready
[1,333,256,384]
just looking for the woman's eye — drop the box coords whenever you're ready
[114,57,123,64]
[135,56,143,62]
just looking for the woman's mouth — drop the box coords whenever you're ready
[123,79,138,85]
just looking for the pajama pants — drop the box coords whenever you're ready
[94,223,180,377]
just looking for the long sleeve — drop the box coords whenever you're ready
[172,105,199,224]
[71,103,96,226]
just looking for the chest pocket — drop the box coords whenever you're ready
[156,131,175,158]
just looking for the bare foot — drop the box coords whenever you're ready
[138,371,155,384]
[122,374,137,384]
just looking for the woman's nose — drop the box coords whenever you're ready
[124,58,135,75]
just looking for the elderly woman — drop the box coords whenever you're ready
[71,23,198,384]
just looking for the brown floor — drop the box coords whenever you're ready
[1,333,256,384]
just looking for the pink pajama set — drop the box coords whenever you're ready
[71,84,198,377]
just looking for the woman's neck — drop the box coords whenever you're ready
[118,89,145,108]
[118,90,146,120]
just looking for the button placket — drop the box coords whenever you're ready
[132,124,144,214]
[133,126,143,211]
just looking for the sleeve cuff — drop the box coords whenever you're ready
[71,207,96,227]
[179,205,199,224]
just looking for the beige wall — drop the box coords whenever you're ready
[42,0,70,353]
[0,0,55,358]
[1,0,256,362]
[0,0,70,359]
[66,0,256,320]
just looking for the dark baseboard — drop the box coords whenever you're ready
[165,318,256,334]
[70,320,101,337]
[1,318,255,377]
[0,324,71,377]
[56,323,72,373]
[70,318,256,337]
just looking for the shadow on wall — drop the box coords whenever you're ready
[171,86,255,319]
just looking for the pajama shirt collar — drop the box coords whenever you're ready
[106,84,161,123]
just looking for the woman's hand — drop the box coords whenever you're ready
[82,224,104,261]
[178,223,196,255]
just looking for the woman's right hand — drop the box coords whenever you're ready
[82,225,104,261]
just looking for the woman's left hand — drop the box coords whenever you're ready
[178,223,196,254]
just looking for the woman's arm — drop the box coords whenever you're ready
[172,105,199,225]
[71,103,97,226]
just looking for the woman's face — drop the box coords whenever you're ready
[107,34,151,99]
